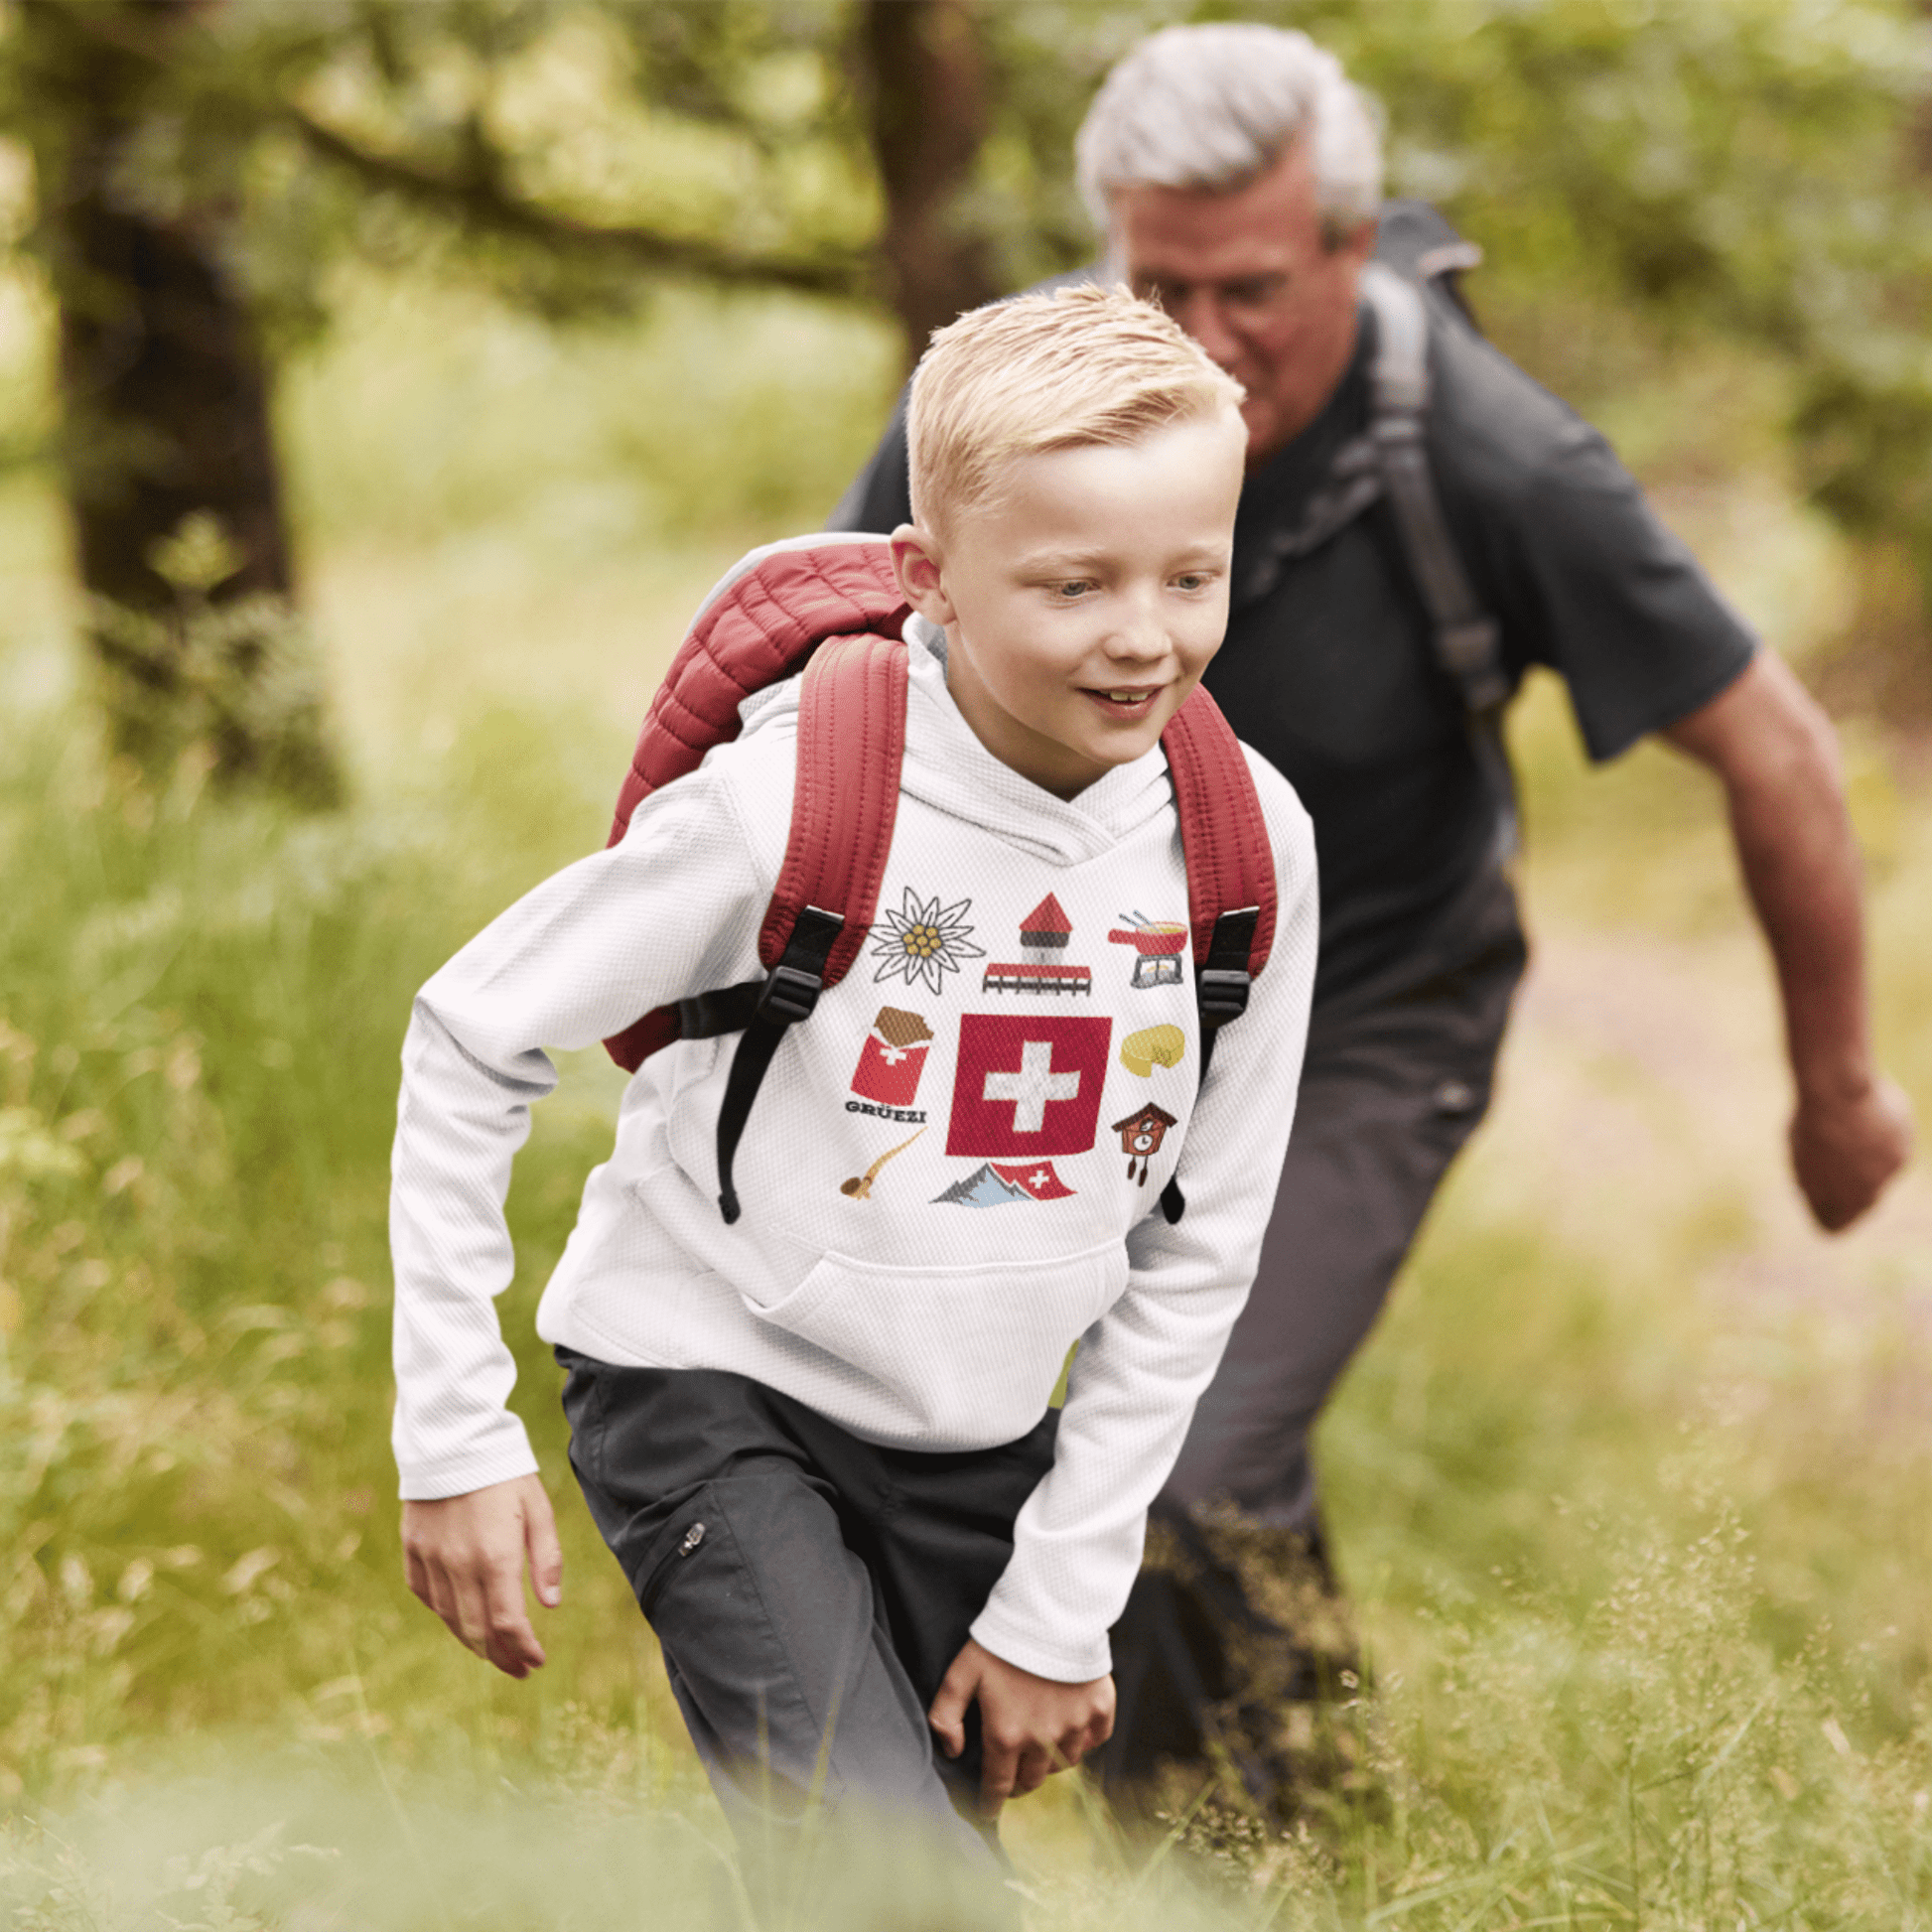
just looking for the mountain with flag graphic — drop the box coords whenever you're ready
[994,1160,1075,1199]
[931,1161,1076,1206]
[931,1165,1030,1207]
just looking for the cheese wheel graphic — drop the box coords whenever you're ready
[1120,1024,1185,1078]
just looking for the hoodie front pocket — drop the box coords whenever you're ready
[748,1239,1128,1446]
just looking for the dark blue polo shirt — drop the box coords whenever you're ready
[828,279,1756,1012]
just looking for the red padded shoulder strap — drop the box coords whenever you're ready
[601,537,909,1072]
[606,536,908,849]
[759,631,908,984]
[1160,687,1278,979]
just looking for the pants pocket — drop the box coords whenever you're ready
[631,1477,841,1807]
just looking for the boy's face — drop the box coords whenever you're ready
[891,409,1246,801]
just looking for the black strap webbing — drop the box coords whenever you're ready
[676,982,761,1040]
[712,904,843,1225]
[1160,906,1260,1227]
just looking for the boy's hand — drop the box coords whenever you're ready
[401,1473,562,1679]
[927,1637,1115,1816]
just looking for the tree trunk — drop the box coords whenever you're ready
[18,0,340,803]
[858,0,999,369]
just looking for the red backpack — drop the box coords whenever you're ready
[602,534,1279,1227]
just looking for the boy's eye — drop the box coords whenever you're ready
[1172,571,1216,592]
[1050,580,1096,599]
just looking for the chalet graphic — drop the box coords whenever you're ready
[1108,912,1188,989]
[930,1159,1076,1207]
[982,895,1092,997]
[1113,1102,1177,1186]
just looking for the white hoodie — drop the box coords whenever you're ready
[390,619,1317,1681]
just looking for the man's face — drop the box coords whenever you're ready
[892,409,1246,801]
[1111,142,1375,467]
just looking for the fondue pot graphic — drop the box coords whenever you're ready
[1108,912,1187,988]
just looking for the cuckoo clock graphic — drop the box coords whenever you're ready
[1108,912,1187,989]
[982,895,1092,997]
[1112,1102,1177,1186]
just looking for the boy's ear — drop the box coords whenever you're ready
[890,524,956,626]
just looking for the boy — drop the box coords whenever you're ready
[388,287,1318,1874]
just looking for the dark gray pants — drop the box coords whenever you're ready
[558,1356,1054,1908]
[1102,895,1526,1793]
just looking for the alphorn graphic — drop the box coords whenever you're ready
[840,1126,928,1199]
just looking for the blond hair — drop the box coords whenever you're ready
[906,283,1244,540]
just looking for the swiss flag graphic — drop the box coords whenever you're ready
[946,1015,1112,1158]
[991,1160,1076,1200]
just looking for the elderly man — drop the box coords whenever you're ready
[831,22,1911,1806]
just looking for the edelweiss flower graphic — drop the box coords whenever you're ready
[871,888,985,996]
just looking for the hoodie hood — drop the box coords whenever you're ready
[736,610,1176,870]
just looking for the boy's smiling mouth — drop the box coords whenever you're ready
[1083,685,1165,718]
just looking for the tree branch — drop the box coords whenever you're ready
[284,105,871,303]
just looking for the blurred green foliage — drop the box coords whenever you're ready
[0,273,1927,1906]
[280,275,897,553]
[5,666,1932,1917]
[1,0,1926,609]
[2,6,1932,1922]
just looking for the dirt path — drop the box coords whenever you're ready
[1464,921,1932,1325]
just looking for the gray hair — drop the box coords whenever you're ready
[1075,24,1383,240]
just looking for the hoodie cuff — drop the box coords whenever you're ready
[394,1423,540,1502]
[968,1603,1112,1686]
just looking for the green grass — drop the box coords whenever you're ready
[4,265,1932,1926]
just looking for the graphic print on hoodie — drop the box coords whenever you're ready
[389,609,1319,1683]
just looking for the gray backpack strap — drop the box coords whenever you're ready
[1358,266,1516,854]
[1357,265,1511,718]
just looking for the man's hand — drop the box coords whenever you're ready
[927,1637,1115,1817]
[401,1473,562,1679]
[1665,655,1913,1235]
[1791,1075,1913,1232]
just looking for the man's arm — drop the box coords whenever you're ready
[1662,651,1912,1230]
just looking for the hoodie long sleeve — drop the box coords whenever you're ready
[391,626,1315,1680]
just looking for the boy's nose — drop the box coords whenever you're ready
[1104,591,1173,663]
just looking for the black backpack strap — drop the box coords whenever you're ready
[710,904,843,1225]
[689,628,908,1225]
[1373,198,1483,324]
[1234,434,1382,587]
[1158,905,1261,1228]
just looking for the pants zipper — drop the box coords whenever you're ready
[639,1518,707,1613]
